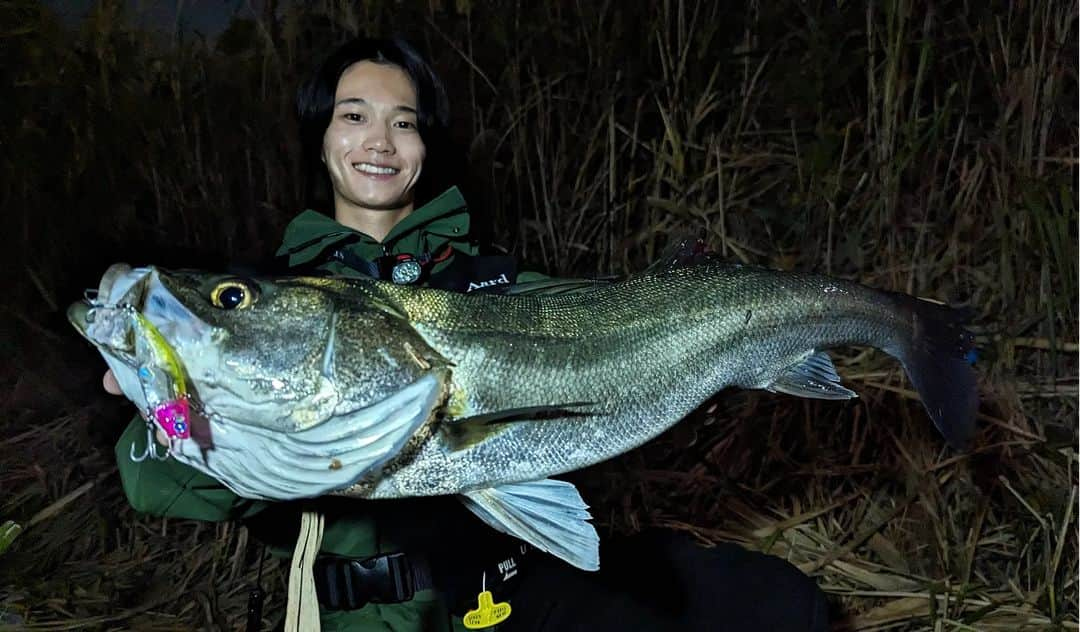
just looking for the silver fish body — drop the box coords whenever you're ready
[69,261,977,569]
[356,263,975,497]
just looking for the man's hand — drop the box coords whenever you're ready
[102,369,123,395]
[103,369,169,446]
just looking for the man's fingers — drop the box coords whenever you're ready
[104,367,168,447]
[103,369,123,395]
[104,369,152,426]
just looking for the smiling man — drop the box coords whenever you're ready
[322,60,427,240]
[106,37,544,631]
[104,37,828,632]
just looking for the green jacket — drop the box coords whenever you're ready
[115,187,545,631]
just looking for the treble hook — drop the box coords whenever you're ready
[129,422,170,462]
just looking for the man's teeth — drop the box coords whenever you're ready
[353,163,399,175]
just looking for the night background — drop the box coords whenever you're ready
[1,0,1077,629]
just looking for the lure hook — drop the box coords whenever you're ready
[129,423,170,462]
[129,439,149,463]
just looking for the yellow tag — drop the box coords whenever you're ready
[462,590,511,629]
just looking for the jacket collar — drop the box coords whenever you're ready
[276,187,472,267]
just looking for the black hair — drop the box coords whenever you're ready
[295,36,451,210]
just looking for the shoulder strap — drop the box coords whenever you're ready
[273,235,378,277]
[429,253,517,293]
[273,238,519,294]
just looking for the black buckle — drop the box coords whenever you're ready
[314,552,415,611]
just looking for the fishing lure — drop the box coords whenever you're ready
[130,309,192,441]
[83,288,194,462]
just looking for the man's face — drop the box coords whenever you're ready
[322,61,425,215]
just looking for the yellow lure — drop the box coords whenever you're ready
[132,311,187,396]
[131,310,192,440]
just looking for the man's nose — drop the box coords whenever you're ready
[363,132,395,154]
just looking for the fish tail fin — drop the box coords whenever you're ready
[890,296,979,449]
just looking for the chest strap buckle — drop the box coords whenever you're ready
[313,552,416,611]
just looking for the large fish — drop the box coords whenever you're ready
[68,261,977,570]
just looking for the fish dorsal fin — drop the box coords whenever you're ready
[640,234,716,276]
[768,351,857,400]
[504,235,714,294]
[503,278,612,297]
[460,479,599,571]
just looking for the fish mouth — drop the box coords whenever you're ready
[69,264,210,356]
[68,264,151,361]
[69,264,212,416]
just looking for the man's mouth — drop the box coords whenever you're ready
[352,162,400,176]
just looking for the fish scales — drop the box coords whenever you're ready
[355,264,910,497]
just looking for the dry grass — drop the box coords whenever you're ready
[1,0,1076,629]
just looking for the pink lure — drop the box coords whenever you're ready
[153,398,192,440]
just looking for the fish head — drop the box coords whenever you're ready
[68,264,449,499]
[69,263,443,433]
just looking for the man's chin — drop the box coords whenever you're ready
[343,190,415,213]
[363,201,411,212]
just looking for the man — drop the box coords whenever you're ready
[104,37,828,631]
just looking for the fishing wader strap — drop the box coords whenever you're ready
[313,551,433,611]
[285,510,325,632]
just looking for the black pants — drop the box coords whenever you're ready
[494,531,828,632]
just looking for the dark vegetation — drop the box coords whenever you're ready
[1,0,1076,629]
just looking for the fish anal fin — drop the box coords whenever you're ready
[460,479,599,571]
[768,351,857,401]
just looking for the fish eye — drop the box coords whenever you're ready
[210,280,257,310]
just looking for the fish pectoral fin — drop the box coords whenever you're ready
[442,403,596,450]
[447,403,596,427]
[460,479,599,571]
[768,351,857,400]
